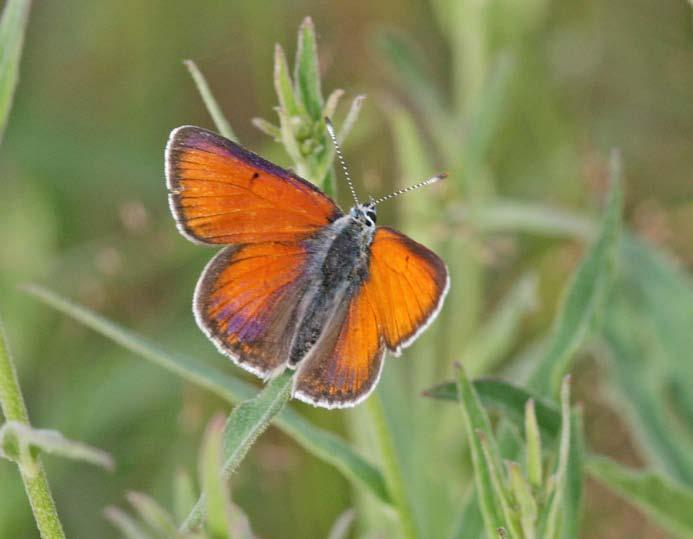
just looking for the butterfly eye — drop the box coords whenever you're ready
[366,210,377,225]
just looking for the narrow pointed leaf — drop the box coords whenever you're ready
[127,492,180,538]
[525,400,543,488]
[541,377,572,539]
[0,0,31,143]
[184,59,237,142]
[273,44,303,117]
[562,407,584,539]
[200,416,232,539]
[0,421,113,472]
[103,507,151,539]
[456,365,505,538]
[294,16,323,119]
[529,151,623,396]
[423,378,561,439]
[173,469,197,525]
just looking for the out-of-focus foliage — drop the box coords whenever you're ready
[1,1,692,538]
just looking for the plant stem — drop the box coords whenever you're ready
[366,392,418,539]
[0,321,65,539]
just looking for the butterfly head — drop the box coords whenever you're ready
[350,202,377,228]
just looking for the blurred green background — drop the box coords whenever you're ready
[1,0,692,537]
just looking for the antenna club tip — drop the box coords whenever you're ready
[437,172,449,180]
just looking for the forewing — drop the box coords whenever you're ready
[166,126,342,244]
[194,241,309,376]
[294,286,385,408]
[368,226,449,354]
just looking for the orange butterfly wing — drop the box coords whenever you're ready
[294,285,385,408]
[166,126,341,244]
[294,227,448,408]
[194,241,310,377]
[368,227,449,354]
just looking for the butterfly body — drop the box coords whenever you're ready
[166,125,448,408]
[288,206,375,367]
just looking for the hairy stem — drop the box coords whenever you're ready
[0,321,65,539]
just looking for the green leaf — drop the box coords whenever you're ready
[365,393,419,539]
[0,0,31,144]
[22,284,391,506]
[173,469,197,526]
[184,59,237,142]
[562,407,584,539]
[104,506,151,539]
[293,16,323,120]
[451,199,594,240]
[587,456,693,538]
[273,43,303,117]
[127,492,181,538]
[525,400,543,488]
[461,54,515,170]
[182,373,293,532]
[200,416,232,539]
[423,378,561,439]
[0,421,113,475]
[541,377,572,539]
[456,365,506,538]
[507,461,537,539]
[327,509,355,539]
[529,151,623,396]
[603,300,693,484]
[251,117,281,140]
[478,432,521,538]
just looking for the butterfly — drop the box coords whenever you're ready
[165,121,449,408]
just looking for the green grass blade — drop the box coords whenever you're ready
[541,378,572,539]
[0,0,31,143]
[366,393,419,539]
[529,151,623,396]
[456,365,505,538]
[22,284,391,506]
[561,407,584,539]
[103,507,151,539]
[460,53,515,181]
[126,492,181,538]
[603,301,693,484]
[587,456,693,538]
[200,416,233,539]
[423,378,561,439]
[293,16,323,120]
[184,60,237,142]
[451,199,594,240]
[173,470,197,526]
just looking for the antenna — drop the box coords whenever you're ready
[324,117,360,205]
[370,173,447,206]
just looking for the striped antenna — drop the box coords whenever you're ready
[370,173,447,206]
[324,117,360,205]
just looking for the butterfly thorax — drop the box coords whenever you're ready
[287,210,375,366]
